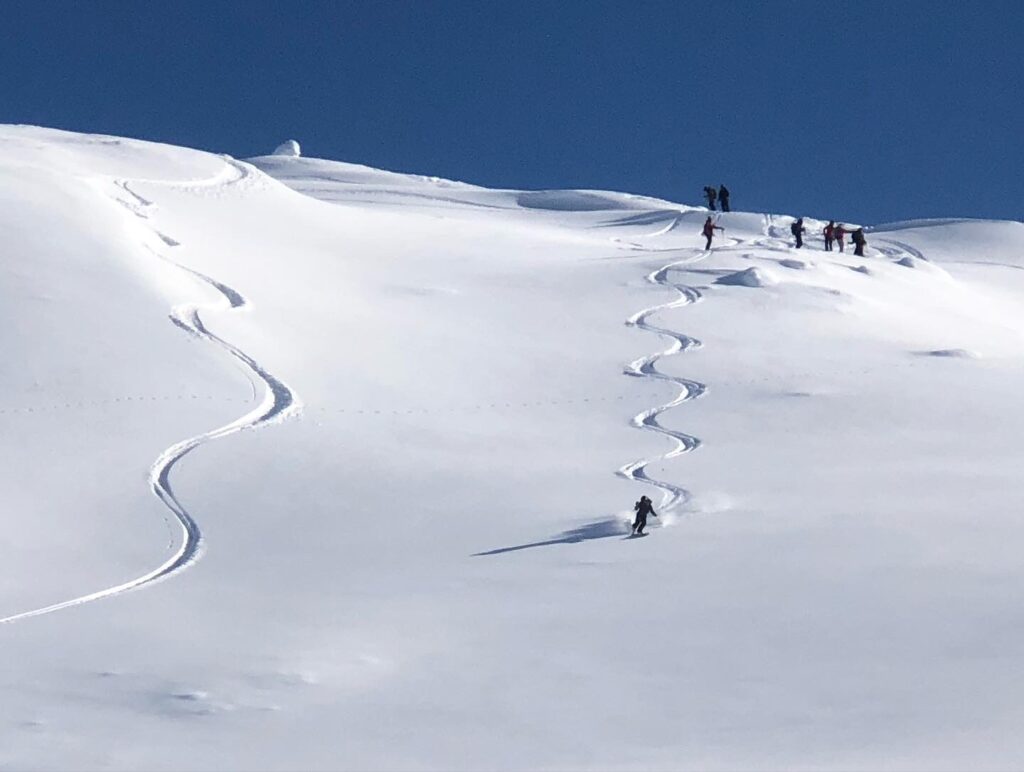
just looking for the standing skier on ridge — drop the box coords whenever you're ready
[834,222,847,253]
[718,184,730,212]
[703,186,717,210]
[703,216,723,250]
[791,217,806,248]
[823,220,835,251]
[632,495,658,535]
[851,227,867,256]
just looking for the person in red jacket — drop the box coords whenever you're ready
[834,223,847,253]
[702,216,723,250]
[823,220,835,251]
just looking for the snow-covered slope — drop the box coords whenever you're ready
[3,124,1024,770]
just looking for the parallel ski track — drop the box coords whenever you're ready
[0,159,299,624]
[619,250,709,513]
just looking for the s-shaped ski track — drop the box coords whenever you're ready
[0,159,301,625]
[619,250,708,514]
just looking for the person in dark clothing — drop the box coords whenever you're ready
[834,223,847,253]
[823,221,835,251]
[702,216,723,250]
[790,217,806,248]
[851,227,867,256]
[703,186,717,210]
[633,495,658,535]
[718,185,730,212]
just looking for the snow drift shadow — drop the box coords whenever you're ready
[596,210,681,228]
[472,517,630,556]
[516,190,637,212]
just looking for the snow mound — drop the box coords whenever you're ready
[851,265,873,275]
[895,255,952,280]
[715,266,778,287]
[779,258,809,270]
[272,139,301,157]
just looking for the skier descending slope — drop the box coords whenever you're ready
[632,495,658,536]
[703,216,724,250]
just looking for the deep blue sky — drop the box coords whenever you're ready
[2,1,1020,224]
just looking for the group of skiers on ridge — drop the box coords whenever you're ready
[699,185,868,256]
[702,185,729,249]
[791,218,867,256]
[703,185,730,212]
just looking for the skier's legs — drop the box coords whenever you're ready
[635,513,647,534]
[795,233,803,248]
[705,235,713,250]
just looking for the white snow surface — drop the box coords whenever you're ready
[3,124,1024,770]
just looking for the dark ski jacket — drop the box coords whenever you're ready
[791,220,805,236]
[851,229,866,246]
[635,498,656,517]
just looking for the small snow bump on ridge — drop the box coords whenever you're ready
[272,140,301,157]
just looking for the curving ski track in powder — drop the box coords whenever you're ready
[619,252,708,514]
[0,159,299,624]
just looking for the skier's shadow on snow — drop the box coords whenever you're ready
[472,517,632,557]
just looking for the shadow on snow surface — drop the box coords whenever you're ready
[472,517,634,556]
